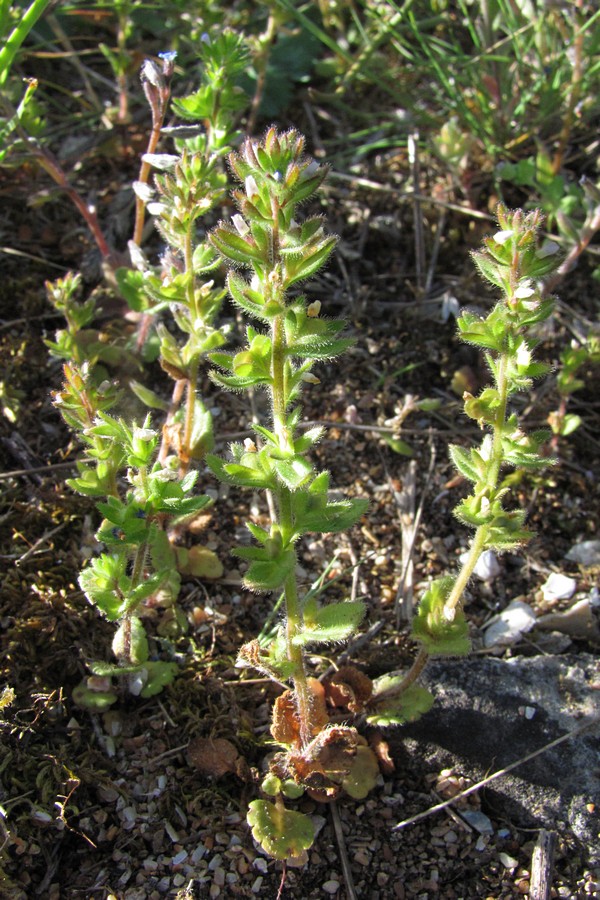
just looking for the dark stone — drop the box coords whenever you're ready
[395,653,600,862]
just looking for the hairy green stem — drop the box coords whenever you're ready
[271,311,312,746]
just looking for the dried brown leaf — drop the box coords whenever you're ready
[187,737,244,780]
[323,665,373,713]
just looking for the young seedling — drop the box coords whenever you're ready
[368,205,561,723]
[206,128,375,860]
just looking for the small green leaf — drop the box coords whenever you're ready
[273,456,314,490]
[295,600,365,645]
[411,578,471,656]
[187,397,214,459]
[206,454,275,489]
[382,434,413,456]
[140,661,179,697]
[243,549,296,592]
[247,799,314,861]
[559,413,582,436]
[342,745,380,799]
[129,380,169,411]
[367,681,435,727]
[72,682,118,710]
[449,445,480,482]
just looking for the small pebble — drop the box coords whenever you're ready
[323,881,340,894]
[566,540,600,566]
[460,810,493,835]
[191,845,206,864]
[541,572,577,601]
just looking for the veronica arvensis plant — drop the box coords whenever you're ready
[368,205,561,722]
[206,128,374,860]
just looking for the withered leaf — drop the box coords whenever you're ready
[367,729,395,776]
[271,691,301,746]
[187,736,247,780]
[324,665,373,713]
[270,679,329,747]
[288,725,359,793]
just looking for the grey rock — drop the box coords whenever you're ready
[396,653,600,863]
[566,540,600,566]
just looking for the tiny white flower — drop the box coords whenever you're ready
[521,298,540,311]
[245,175,259,198]
[153,467,179,482]
[479,434,493,460]
[304,160,320,177]
[147,201,167,216]
[536,240,560,259]
[514,280,536,299]
[133,427,157,442]
[493,229,514,245]
[141,153,179,171]
[232,214,250,236]
[516,342,531,368]
[132,181,155,203]
[128,240,148,272]
[307,301,321,317]
[141,59,163,88]
[243,438,257,452]
[302,373,320,384]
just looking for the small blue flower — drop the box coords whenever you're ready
[158,50,177,62]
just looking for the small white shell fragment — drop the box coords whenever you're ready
[541,572,577,601]
[483,600,536,648]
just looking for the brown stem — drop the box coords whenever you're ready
[34,148,111,259]
[369,647,430,710]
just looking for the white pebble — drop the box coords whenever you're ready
[323,881,340,894]
[191,844,206,864]
[469,549,501,581]
[541,572,577,601]
[483,599,536,648]
[171,850,188,866]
